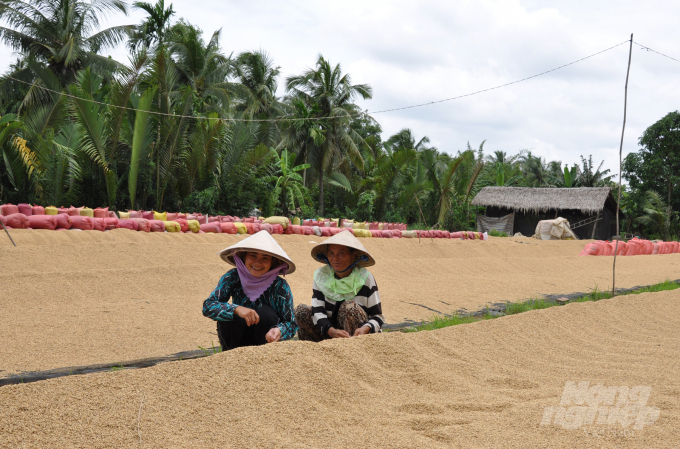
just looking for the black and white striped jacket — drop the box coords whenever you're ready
[311,271,384,336]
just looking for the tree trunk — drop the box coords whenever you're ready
[318,170,324,216]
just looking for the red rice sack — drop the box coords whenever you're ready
[450,231,465,239]
[92,218,106,231]
[271,224,284,234]
[287,225,300,235]
[18,203,33,216]
[187,214,198,221]
[118,219,139,231]
[27,214,57,230]
[220,215,233,222]
[614,241,628,255]
[244,217,254,223]
[104,217,119,230]
[321,227,332,237]
[1,204,19,215]
[303,226,314,236]
[141,211,153,220]
[166,212,179,221]
[5,213,29,229]
[108,211,117,218]
[245,223,255,234]
[328,227,341,236]
[196,214,207,225]
[93,207,108,218]
[579,242,600,256]
[177,213,187,220]
[70,216,94,231]
[132,218,150,232]
[252,223,262,233]
[128,210,142,219]
[57,207,69,215]
[32,205,45,215]
[670,242,680,253]
[441,231,450,238]
[208,216,220,223]
[626,240,643,256]
[221,222,238,234]
[0,215,6,227]
[432,230,442,238]
[233,216,242,222]
[260,223,273,235]
[174,218,189,232]
[200,222,221,233]
[148,220,165,232]
[392,230,402,238]
[382,230,393,238]
[370,230,382,238]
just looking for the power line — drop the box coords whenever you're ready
[369,40,630,115]
[2,40,630,123]
[633,41,680,64]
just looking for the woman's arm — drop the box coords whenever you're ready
[273,280,298,341]
[202,271,237,321]
[360,274,385,333]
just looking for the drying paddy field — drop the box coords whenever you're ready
[1,229,679,447]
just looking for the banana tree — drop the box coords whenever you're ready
[267,149,311,216]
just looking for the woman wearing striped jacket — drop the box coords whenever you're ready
[296,231,384,341]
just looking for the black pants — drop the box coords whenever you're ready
[217,305,280,351]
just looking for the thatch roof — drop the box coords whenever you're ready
[471,187,614,214]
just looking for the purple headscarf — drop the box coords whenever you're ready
[234,252,288,302]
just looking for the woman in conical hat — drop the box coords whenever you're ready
[295,230,384,341]
[203,231,298,351]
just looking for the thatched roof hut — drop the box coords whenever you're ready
[471,187,619,239]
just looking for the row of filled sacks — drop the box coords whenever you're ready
[579,238,680,256]
[0,213,201,233]
[200,222,284,234]
[0,204,117,218]
[0,213,119,231]
[119,211,206,223]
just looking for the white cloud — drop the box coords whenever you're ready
[1,0,679,175]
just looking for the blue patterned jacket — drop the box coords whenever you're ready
[202,269,298,341]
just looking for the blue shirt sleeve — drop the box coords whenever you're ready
[273,279,298,341]
[202,270,238,321]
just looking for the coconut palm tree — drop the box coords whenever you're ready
[127,0,174,51]
[0,0,132,86]
[285,55,372,215]
[577,154,614,187]
[637,190,671,241]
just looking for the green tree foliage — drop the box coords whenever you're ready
[624,111,680,238]
[0,0,669,236]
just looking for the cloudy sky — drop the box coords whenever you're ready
[2,0,679,177]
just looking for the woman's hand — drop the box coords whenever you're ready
[328,327,350,338]
[234,306,259,326]
[266,327,281,343]
[353,326,371,337]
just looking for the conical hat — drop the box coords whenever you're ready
[310,230,375,268]
[218,231,296,274]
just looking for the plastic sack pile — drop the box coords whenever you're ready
[579,238,680,256]
[0,203,487,240]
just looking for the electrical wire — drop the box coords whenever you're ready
[633,41,680,64]
[2,40,630,122]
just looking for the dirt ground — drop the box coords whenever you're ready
[1,289,678,448]
[1,229,679,375]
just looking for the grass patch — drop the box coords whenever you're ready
[404,279,680,333]
[504,298,556,315]
[488,229,509,237]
